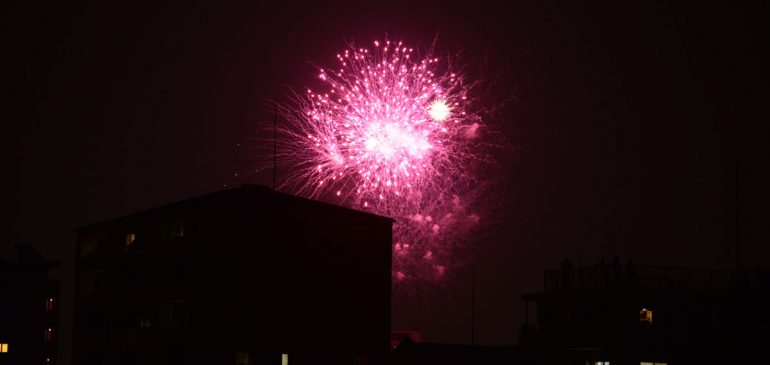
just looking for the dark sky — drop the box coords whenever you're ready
[4,1,769,362]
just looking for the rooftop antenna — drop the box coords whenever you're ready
[273,102,277,191]
[734,119,741,271]
[471,265,476,345]
[735,152,741,270]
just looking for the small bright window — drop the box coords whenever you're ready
[0,343,8,353]
[640,308,653,324]
[282,353,289,365]
[125,233,136,249]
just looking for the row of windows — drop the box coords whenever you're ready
[85,262,191,294]
[132,302,188,329]
[235,352,289,365]
[124,224,186,251]
[0,331,56,353]
[589,362,667,365]
[77,301,188,330]
[535,303,657,325]
[81,224,187,257]
[0,344,55,363]
[0,333,56,349]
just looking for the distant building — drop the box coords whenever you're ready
[520,262,770,364]
[0,245,61,365]
[73,185,392,365]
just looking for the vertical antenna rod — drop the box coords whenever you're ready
[734,120,741,271]
[273,103,277,190]
[471,266,476,345]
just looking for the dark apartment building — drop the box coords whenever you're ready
[0,245,61,365]
[520,261,770,365]
[74,185,393,365]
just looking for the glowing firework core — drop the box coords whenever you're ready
[428,99,452,121]
[298,40,467,206]
[279,38,485,283]
[364,122,431,159]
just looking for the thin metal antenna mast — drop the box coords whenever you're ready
[471,266,476,346]
[734,120,741,271]
[273,103,277,190]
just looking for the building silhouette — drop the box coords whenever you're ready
[520,262,770,364]
[73,185,392,365]
[0,245,61,365]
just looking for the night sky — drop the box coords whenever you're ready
[4,2,768,364]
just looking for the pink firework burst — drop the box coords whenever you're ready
[272,38,489,284]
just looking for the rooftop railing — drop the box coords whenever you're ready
[544,264,767,292]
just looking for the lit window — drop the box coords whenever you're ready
[282,353,289,365]
[640,308,653,324]
[589,362,610,365]
[139,320,151,328]
[0,343,8,353]
[235,351,249,365]
[125,233,136,250]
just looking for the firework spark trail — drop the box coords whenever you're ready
[273,38,490,283]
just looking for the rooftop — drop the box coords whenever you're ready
[78,184,392,231]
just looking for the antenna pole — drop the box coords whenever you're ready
[471,266,476,345]
[273,103,277,190]
[735,155,741,270]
